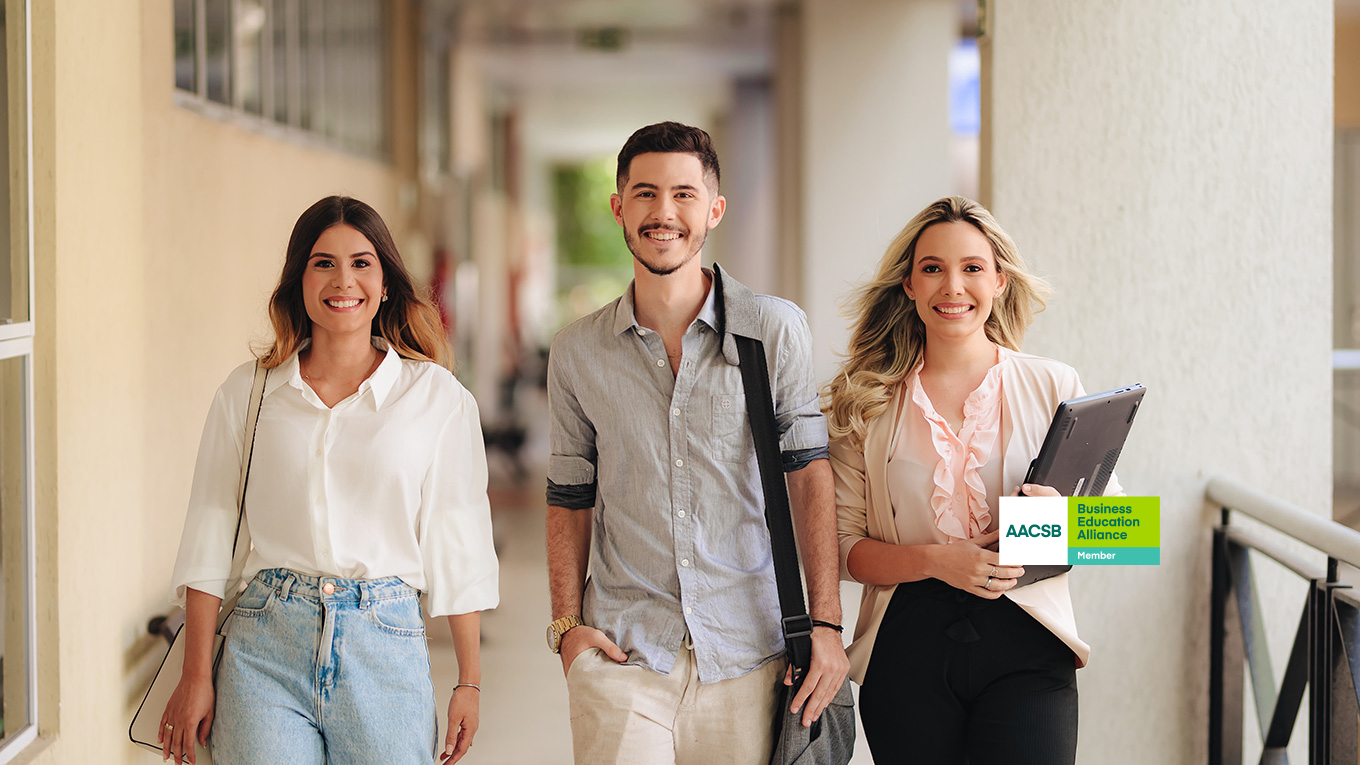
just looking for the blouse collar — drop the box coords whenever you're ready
[273,337,403,409]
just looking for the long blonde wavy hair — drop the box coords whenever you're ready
[823,196,1051,449]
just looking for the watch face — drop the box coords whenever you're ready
[547,624,559,652]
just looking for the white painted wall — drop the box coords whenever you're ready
[986,1,1333,762]
[801,0,954,382]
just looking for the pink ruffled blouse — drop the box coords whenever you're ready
[887,352,1006,543]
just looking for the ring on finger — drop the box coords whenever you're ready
[165,723,174,731]
[989,566,997,579]
[984,576,993,591]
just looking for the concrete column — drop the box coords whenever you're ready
[984,1,1332,762]
[35,0,147,758]
[800,0,954,381]
[712,77,775,294]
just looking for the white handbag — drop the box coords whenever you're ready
[129,363,267,763]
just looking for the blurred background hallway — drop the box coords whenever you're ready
[4,0,1346,762]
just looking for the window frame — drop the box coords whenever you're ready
[0,0,39,756]
[173,0,388,161]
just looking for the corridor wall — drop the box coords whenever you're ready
[985,1,1332,762]
[28,0,410,760]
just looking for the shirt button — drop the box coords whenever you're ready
[672,408,680,417]
[677,509,685,518]
[685,607,693,615]
[675,459,684,467]
[955,493,964,501]
[322,582,335,595]
[680,559,690,567]
[656,359,665,367]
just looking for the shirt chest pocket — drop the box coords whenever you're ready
[710,393,754,463]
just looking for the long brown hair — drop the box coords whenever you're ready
[823,196,1050,449]
[258,196,450,369]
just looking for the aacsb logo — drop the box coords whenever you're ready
[999,496,1162,566]
[998,496,1068,565]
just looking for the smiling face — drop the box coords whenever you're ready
[301,223,385,343]
[904,220,1007,346]
[611,151,725,277]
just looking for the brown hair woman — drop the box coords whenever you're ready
[160,196,498,765]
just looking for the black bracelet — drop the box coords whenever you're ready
[811,620,843,633]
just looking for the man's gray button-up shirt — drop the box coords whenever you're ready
[546,268,828,683]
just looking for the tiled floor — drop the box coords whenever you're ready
[427,489,573,764]
[427,479,873,764]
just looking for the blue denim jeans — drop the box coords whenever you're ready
[212,569,438,764]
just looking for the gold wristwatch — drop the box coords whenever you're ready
[546,615,584,653]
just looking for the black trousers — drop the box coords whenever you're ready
[858,578,1078,764]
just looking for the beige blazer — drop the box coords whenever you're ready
[832,347,1118,684]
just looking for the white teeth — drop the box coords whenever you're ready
[327,298,361,308]
[936,305,972,315]
[647,231,681,241]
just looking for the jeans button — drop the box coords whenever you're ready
[322,582,335,595]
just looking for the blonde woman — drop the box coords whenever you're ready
[160,196,498,765]
[826,196,1117,763]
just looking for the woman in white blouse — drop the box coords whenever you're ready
[825,197,1112,764]
[159,196,498,765]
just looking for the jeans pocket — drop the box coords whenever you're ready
[710,393,752,462]
[231,579,276,619]
[368,595,426,637]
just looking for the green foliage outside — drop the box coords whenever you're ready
[553,158,633,329]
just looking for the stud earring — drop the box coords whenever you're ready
[381,293,388,302]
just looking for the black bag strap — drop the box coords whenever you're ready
[713,266,814,685]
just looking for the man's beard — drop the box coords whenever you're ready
[624,223,707,276]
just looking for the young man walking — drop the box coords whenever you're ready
[544,121,849,764]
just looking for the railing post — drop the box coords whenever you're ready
[1307,574,1327,764]
[1211,509,1243,764]
[1310,558,1338,764]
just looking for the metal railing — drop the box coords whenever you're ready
[1208,476,1360,764]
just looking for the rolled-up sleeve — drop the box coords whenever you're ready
[170,376,248,607]
[420,387,500,617]
[830,436,871,582]
[546,344,599,508]
[769,305,829,468]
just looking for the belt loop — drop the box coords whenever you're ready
[280,573,296,602]
[359,580,370,609]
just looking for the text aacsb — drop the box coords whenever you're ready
[1005,524,1063,538]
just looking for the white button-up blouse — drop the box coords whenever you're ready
[170,340,499,617]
